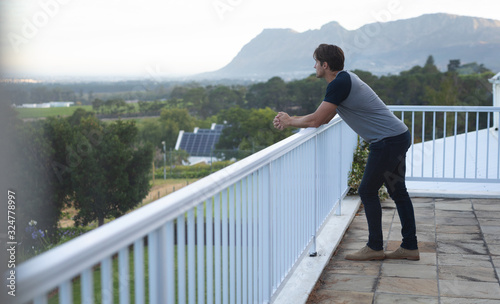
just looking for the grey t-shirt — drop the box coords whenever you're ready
[323,71,408,143]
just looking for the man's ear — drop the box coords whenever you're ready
[322,62,329,70]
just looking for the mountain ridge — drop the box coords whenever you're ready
[198,13,500,80]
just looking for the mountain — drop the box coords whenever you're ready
[199,14,500,80]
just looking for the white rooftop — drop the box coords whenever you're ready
[406,128,500,197]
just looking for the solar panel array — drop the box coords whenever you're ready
[177,124,225,156]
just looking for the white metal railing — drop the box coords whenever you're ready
[15,116,358,304]
[388,106,500,183]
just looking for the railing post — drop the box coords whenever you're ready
[101,257,113,304]
[411,111,415,177]
[421,111,425,178]
[335,124,343,216]
[165,222,175,304]
[81,269,93,304]
[309,135,318,257]
[264,165,271,302]
[148,231,158,304]
[432,111,436,178]
[133,239,145,304]
[119,248,130,304]
[443,111,447,178]
[59,281,72,304]
[177,215,186,304]
[464,112,469,178]
[497,110,500,179]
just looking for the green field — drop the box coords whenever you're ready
[16,105,94,119]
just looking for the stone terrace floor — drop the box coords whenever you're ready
[306,197,500,304]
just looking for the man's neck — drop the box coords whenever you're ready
[325,70,341,83]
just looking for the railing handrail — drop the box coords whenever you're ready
[388,105,500,112]
[15,116,345,304]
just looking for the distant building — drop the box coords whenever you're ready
[19,103,50,108]
[49,101,74,107]
[175,123,226,164]
[18,101,74,108]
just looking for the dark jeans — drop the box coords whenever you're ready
[358,130,418,251]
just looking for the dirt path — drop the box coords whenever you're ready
[141,180,192,205]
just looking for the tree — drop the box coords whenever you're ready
[92,99,104,113]
[67,107,95,126]
[205,85,244,117]
[286,74,326,115]
[424,76,459,106]
[458,72,494,106]
[246,77,287,110]
[423,55,439,74]
[170,85,189,99]
[42,117,75,219]
[216,107,293,159]
[139,119,164,149]
[240,108,294,151]
[69,117,153,226]
[216,106,251,151]
[159,108,196,149]
[183,87,208,117]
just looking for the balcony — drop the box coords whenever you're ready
[14,105,500,304]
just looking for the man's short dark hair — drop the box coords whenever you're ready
[313,44,345,71]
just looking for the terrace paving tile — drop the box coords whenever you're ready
[436,225,481,234]
[306,197,500,304]
[438,265,497,282]
[439,280,500,299]
[475,211,500,219]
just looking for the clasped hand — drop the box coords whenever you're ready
[273,112,290,130]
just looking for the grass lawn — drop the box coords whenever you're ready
[47,243,210,304]
[48,245,151,304]
[15,106,94,119]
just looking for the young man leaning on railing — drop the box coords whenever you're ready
[273,43,419,261]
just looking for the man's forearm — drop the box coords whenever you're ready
[287,113,321,128]
[291,110,337,128]
[274,102,338,130]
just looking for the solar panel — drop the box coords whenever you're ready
[177,124,225,156]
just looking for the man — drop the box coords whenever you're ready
[273,44,419,261]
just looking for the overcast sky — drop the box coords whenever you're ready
[1,0,499,79]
